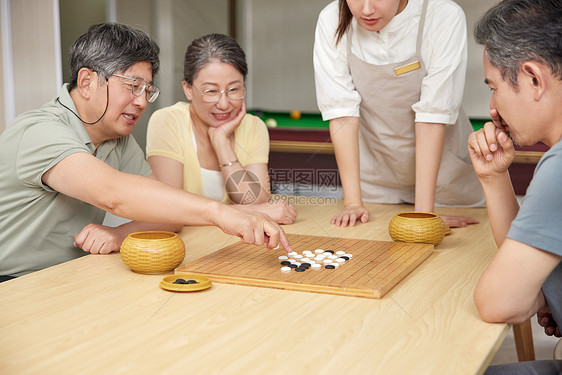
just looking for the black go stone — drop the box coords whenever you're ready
[186,280,199,284]
[300,263,311,268]
[173,278,189,284]
[340,256,350,260]
[295,267,306,272]
[325,250,335,254]
[325,264,336,269]
[280,260,291,266]
[288,264,298,268]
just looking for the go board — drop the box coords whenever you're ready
[175,234,434,299]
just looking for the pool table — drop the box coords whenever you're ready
[250,110,548,195]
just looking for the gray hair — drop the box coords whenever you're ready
[474,0,562,88]
[183,33,247,85]
[68,23,160,90]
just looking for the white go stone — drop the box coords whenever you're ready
[336,258,346,263]
[311,263,322,269]
[278,255,288,260]
[314,249,324,254]
[323,259,333,264]
[344,254,353,259]
[281,266,291,272]
[336,251,346,255]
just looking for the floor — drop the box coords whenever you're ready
[490,315,560,365]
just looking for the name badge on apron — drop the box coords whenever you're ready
[394,61,421,76]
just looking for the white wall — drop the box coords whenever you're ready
[1,0,495,136]
[239,0,329,112]
[2,0,62,125]
[114,0,229,152]
[459,0,494,118]
[0,1,6,134]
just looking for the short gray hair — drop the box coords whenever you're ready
[183,33,247,85]
[68,23,160,90]
[474,0,562,88]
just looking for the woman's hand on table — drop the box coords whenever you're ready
[440,215,479,228]
[331,204,370,227]
[249,198,298,225]
[74,223,127,254]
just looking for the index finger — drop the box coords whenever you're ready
[483,121,502,153]
[278,230,292,252]
[74,228,88,248]
[490,109,504,130]
[264,221,292,252]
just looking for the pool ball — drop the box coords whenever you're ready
[265,118,278,128]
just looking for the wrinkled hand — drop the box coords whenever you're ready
[208,100,246,141]
[331,204,370,227]
[537,306,561,337]
[218,204,292,252]
[252,199,298,225]
[74,223,127,254]
[441,215,479,228]
[468,109,516,179]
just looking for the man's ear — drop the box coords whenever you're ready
[520,61,546,101]
[182,80,193,101]
[75,68,97,99]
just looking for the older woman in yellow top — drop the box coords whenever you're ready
[147,33,296,224]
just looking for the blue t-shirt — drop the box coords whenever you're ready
[508,141,562,256]
[508,141,562,326]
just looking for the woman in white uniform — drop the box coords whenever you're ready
[314,0,485,227]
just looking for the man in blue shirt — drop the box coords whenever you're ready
[468,0,562,373]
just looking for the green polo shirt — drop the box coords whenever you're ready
[0,84,151,277]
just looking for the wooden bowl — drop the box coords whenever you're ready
[120,231,185,274]
[388,211,447,245]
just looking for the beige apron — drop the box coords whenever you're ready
[347,0,484,206]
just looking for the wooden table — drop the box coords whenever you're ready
[0,200,509,374]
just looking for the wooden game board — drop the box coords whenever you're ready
[175,234,434,299]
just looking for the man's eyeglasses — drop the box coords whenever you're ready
[196,86,246,103]
[112,74,160,103]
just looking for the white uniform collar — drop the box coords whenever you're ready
[367,0,421,36]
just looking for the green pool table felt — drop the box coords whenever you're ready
[249,110,488,131]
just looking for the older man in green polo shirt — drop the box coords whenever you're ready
[0,23,290,280]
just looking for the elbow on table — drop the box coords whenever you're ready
[168,223,184,233]
[474,288,534,324]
